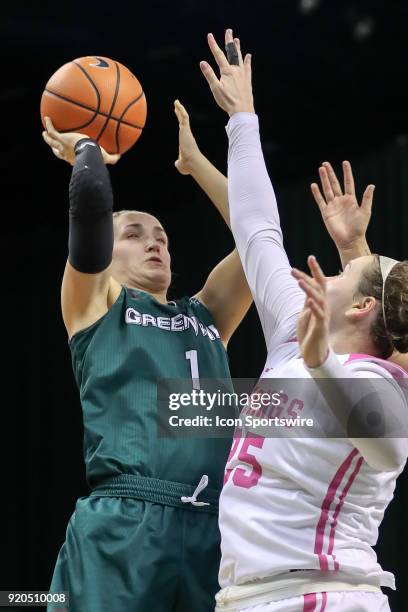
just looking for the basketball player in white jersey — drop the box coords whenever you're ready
[200,29,408,611]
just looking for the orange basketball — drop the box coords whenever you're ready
[40,56,147,154]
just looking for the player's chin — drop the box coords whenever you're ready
[145,269,171,291]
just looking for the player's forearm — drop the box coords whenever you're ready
[68,139,114,273]
[226,112,304,351]
[226,112,283,249]
[188,152,230,227]
[337,238,371,269]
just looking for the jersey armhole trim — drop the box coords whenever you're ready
[190,294,214,318]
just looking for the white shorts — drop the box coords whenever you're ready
[230,590,390,612]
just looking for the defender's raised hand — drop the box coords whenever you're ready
[42,117,120,166]
[292,256,330,369]
[311,161,374,251]
[200,29,254,116]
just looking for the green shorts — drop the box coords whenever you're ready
[48,475,221,612]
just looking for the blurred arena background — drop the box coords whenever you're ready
[1,1,407,609]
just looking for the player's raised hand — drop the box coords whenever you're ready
[42,117,120,166]
[292,256,330,368]
[200,29,254,116]
[173,100,201,175]
[311,161,374,250]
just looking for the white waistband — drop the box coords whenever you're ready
[215,571,381,611]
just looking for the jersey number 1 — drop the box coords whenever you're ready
[185,350,200,390]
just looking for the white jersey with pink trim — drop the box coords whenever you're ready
[219,348,407,589]
[220,112,408,591]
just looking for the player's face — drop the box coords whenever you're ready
[325,255,377,329]
[112,212,171,293]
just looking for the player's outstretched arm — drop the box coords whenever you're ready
[173,99,252,345]
[311,161,373,267]
[200,29,304,352]
[174,99,230,225]
[43,118,121,338]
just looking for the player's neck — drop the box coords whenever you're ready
[125,283,168,304]
[329,328,380,358]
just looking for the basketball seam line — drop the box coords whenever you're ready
[73,59,145,152]
[73,61,101,114]
[43,62,102,133]
[95,62,121,147]
[44,89,145,130]
[115,94,147,153]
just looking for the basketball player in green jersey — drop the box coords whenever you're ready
[42,101,252,612]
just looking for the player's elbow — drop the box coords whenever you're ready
[369,455,402,473]
[240,227,283,254]
[353,438,408,472]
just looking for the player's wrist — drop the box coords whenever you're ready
[74,137,99,155]
[305,346,330,369]
[337,237,371,260]
[182,149,205,174]
[336,235,368,250]
[228,104,256,117]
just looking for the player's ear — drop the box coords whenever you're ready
[345,296,377,321]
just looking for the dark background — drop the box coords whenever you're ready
[2,0,408,609]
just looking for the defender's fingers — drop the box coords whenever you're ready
[297,280,326,308]
[319,166,335,203]
[200,61,220,90]
[298,307,312,331]
[343,160,355,196]
[225,28,234,45]
[225,29,241,66]
[322,161,342,197]
[234,37,243,62]
[361,184,375,213]
[300,306,312,324]
[308,255,327,288]
[292,267,312,283]
[308,299,325,322]
[310,182,327,212]
[244,53,252,81]
[225,29,238,63]
[207,33,230,70]
[293,270,325,300]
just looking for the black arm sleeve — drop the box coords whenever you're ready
[68,138,114,274]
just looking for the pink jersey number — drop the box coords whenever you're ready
[224,430,265,488]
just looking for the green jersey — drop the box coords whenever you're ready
[69,286,233,490]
